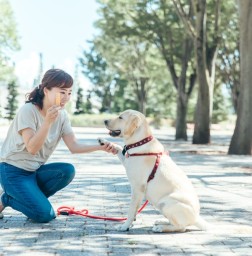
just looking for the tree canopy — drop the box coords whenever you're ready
[0,0,20,81]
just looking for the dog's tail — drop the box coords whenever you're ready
[194,215,209,231]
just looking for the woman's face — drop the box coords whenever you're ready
[44,86,72,108]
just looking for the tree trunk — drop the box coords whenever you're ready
[172,0,220,144]
[162,34,194,141]
[135,77,147,115]
[192,0,211,144]
[228,0,252,155]
[176,92,188,140]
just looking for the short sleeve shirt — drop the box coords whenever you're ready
[0,103,73,171]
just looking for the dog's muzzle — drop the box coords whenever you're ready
[104,120,121,137]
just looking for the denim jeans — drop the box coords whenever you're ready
[0,162,75,223]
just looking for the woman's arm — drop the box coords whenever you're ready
[20,122,51,155]
[20,105,61,155]
[63,132,117,154]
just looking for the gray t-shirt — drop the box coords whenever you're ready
[0,103,73,171]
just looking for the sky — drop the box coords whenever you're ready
[9,0,99,89]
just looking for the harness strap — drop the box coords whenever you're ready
[148,154,161,182]
[127,152,168,183]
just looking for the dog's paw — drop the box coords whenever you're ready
[154,220,169,225]
[116,223,131,232]
[97,137,123,152]
[152,225,163,233]
[97,137,107,145]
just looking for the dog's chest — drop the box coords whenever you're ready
[124,155,157,182]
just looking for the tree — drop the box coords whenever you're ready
[96,36,152,115]
[95,0,196,140]
[0,0,20,81]
[79,44,116,113]
[215,2,239,114]
[32,53,44,87]
[228,0,252,155]
[132,0,196,140]
[74,87,85,115]
[4,80,19,120]
[172,0,221,144]
[212,85,229,124]
[84,90,93,114]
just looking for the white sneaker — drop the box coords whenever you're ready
[0,187,4,219]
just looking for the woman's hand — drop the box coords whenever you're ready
[45,106,61,125]
[102,142,118,155]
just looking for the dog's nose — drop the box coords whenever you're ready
[104,120,108,125]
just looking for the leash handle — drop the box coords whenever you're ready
[57,200,149,222]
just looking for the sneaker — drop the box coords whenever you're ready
[0,188,4,219]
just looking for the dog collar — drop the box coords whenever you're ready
[122,135,153,156]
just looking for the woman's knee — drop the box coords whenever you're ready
[62,163,75,183]
[33,208,56,223]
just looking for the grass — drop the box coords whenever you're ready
[69,113,118,127]
[69,113,236,130]
[69,113,175,129]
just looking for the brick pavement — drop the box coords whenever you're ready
[0,127,252,256]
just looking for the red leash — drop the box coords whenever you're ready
[57,135,165,222]
[57,200,149,222]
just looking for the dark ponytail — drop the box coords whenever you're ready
[25,86,44,109]
[26,69,73,109]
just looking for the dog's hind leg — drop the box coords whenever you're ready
[153,224,186,233]
[152,197,196,233]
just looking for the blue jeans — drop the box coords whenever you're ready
[0,162,75,223]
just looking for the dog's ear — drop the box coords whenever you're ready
[124,114,142,137]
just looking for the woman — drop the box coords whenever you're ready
[0,68,116,223]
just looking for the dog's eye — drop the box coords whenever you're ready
[119,116,123,119]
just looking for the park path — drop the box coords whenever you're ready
[0,127,251,256]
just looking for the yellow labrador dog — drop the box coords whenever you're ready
[99,109,208,233]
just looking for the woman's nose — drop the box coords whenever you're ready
[63,94,71,102]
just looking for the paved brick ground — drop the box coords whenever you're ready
[0,127,252,256]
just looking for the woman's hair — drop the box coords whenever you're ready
[26,68,73,109]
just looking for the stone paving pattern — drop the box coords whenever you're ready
[0,127,251,256]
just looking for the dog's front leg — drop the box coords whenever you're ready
[116,149,125,166]
[117,187,145,231]
[97,138,125,166]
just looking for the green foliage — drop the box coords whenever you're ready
[69,112,173,129]
[215,1,239,113]
[80,0,176,116]
[0,102,2,118]
[74,87,85,114]
[78,0,239,125]
[74,87,93,115]
[84,90,93,114]
[212,85,230,124]
[4,80,19,120]
[69,113,117,127]
[79,44,115,113]
[0,0,20,81]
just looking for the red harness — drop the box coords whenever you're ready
[57,135,167,221]
[123,135,168,182]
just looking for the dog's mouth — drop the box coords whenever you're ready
[108,129,121,137]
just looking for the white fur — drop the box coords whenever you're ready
[101,109,208,232]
